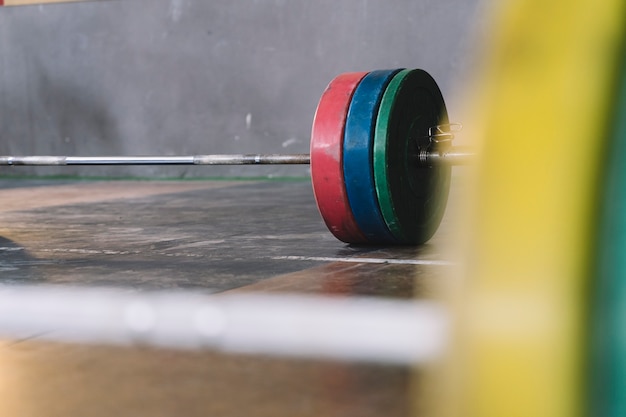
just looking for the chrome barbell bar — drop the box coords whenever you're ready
[0,146,474,166]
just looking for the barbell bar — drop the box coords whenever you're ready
[0,147,474,166]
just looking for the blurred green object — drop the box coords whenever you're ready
[592,47,626,416]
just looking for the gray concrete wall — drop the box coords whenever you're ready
[0,0,486,178]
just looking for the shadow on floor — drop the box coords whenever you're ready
[0,236,49,284]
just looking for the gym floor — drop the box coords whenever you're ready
[0,174,462,417]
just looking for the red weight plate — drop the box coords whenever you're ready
[311,72,369,244]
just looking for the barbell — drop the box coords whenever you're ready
[0,68,474,245]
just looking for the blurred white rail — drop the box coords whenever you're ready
[0,285,449,364]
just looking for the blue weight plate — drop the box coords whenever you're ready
[343,69,402,244]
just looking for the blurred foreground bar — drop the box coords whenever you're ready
[0,284,449,364]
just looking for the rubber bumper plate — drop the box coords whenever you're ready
[373,69,451,244]
[343,69,402,244]
[311,72,369,244]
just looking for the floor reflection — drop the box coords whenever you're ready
[0,342,409,417]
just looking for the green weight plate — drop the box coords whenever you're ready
[373,69,451,244]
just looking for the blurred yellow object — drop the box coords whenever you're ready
[457,1,626,417]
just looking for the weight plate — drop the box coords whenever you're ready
[311,72,369,244]
[373,69,451,244]
[343,69,402,244]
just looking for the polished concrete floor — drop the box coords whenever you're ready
[0,177,459,417]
